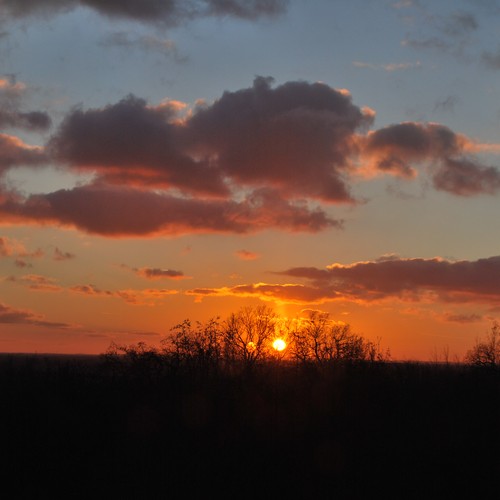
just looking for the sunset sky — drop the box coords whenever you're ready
[1,0,500,360]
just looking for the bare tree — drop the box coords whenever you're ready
[290,311,389,364]
[162,317,223,370]
[222,305,277,366]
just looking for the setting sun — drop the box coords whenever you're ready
[272,338,287,352]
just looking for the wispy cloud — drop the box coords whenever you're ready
[352,61,422,72]
[235,249,260,260]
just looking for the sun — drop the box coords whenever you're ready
[272,338,287,352]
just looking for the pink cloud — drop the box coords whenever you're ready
[235,249,260,260]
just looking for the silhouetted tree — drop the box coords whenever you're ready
[161,317,223,371]
[465,321,500,368]
[222,305,277,366]
[102,341,165,379]
[290,311,389,364]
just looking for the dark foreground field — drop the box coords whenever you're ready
[0,353,498,499]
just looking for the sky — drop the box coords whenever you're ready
[1,0,500,360]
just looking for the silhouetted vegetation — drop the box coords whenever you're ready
[0,308,498,498]
[464,321,500,368]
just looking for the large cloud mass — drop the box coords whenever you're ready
[2,77,500,237]
[49,78,374,203]
[0,0,288,24]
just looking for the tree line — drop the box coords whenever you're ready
[103,305,500,373]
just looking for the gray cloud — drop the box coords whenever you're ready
[49,78,374,203]
[432,157,500,196]
[0,76,52,133]
[99,32,185,62]
[0,184,340,236]
[187,76,373,203]
[0,0,288,24]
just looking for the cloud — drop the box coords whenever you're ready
[188,255,500,307]
[0,0,288,24]
[0,301,72,328]
[0,133,47,172]
[186,76,373,203]
[481,47,500,69]
[402,37,452,52]
[7,274,62,292]
[352,61,422,72]
[235,249,260,260]
[186,283,336,304]
[133,267,190,280]
[0,236,43,261]
[433,95,459,114]
[360,121,500,195]
[442,11,478,37]
[0,76,51,132]
[48,78,375,203]
[277,255,500,304]
[99,32,185,62]
[432,157,500,196]
[2,78,498,239]
[53,247,75,261]
[441,312,483,324]
[48,94,229,197]
[69,283,178,305]
[0,184,340,236]
[0,236,15,256]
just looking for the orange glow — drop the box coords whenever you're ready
[272,338,287,352]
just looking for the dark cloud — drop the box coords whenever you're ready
[442,313,483,323]
[363,122,465,178]
[48,95,229,197]
[0,301,71,328]
[0,0,288,24]
[190,256,500,307]
[0,76,52,132]
[49,78,374,203]
[277,256,500,304]
[362,122,500,195]
[433,158,500,196]
[0,184,340,236]
[133,267,188,280]
[53,247,75,261]
[0,110,52,132]
[187,76,373,203]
